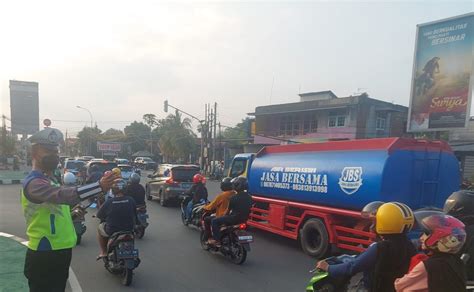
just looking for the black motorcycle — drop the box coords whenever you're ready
[200,222,252,265]
[180,194,208,228]
[101,231,140,286]
[135,205,149,239]
[71,198,96,245]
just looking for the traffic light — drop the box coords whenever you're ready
[164,100,168,113]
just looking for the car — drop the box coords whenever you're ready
[135,157,156,170]
[146,164,200,206]
[117,164,135,181]
[63,159,86,184]
[114,158,130,165]
[59,156,72,168]
[77,156,95,162]
[85,160,118,178]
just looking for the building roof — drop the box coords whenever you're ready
[298,90,337,98]
[252,94,407,116]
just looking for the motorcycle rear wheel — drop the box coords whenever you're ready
[136,227,145,239]
[200,231,210,250]
[122,268,133,286]
[229,241,247,265]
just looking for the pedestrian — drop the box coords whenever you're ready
[21,127,118,292]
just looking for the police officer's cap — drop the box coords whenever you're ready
[29,128,64,150]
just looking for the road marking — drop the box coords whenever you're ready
[68,267,83,292]
[0,232,83,292]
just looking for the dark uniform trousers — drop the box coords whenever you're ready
[24,248,72,292]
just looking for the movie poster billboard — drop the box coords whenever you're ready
[408,13,474,132]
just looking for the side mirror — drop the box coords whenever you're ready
[147,174,153,178]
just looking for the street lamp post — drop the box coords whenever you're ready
[76,105,94,155]
[76,105,93,128]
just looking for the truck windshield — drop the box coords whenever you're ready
[230,159,247,178]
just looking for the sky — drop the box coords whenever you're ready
[0,0,472,136]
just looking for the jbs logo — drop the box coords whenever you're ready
[339,167,363,195]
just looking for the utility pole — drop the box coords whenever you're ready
[212,102,217,176]
[204,104,208,173]
[209,107,213,175]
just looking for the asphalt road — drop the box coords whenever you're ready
[0,178,315,292]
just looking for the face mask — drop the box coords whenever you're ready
[41,154,60,171]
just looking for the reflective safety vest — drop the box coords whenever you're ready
[21,171,77,251]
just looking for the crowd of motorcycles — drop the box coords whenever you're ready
[66,169,253,287]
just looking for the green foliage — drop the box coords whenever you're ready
[154,110,197,163]
[221,118,251,147]
[76,126,102,156]
[124,121,152,154]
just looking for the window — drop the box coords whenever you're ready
[328,115,346,128]
[376,112,387,130]
[230,159,247,178]
[280,114,318,136]
[376,117,386,130]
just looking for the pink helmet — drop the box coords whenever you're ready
[421,214,466,254]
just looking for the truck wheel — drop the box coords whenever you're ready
[300,218,330,258]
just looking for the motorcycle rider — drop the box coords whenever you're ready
[208,176,253,246]
[443,190,474,281]
[63,172,77,186]
[316,202,417,292]
[202,177,236,237]
[96,179,137,259]
[124,173,146,207]
[185,173,208,222]
[86,165,102,184]
[394,214,466,292]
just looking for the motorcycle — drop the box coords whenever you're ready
[135,205,149,239]
[101,230,140,286]
[306,255,355,292]
[200,221,253,265]
[180,194,208,228]
[71,198,96,245]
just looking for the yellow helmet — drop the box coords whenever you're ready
[375,202,414,234]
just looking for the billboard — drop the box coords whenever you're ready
[408,13,474,132]
[9,80,39,135]
[97,142,122,152]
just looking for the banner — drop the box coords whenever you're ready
[408,13,474,132]
[97,142,121,152]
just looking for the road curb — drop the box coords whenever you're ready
[0,179,23,185]
[0,232,82,292]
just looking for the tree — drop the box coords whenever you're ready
[124,121,151,154]
[221,118,252,147]
[101,128,126,141]
[155,111,197,163]
[76,126,102,156]
[142,114,158,128]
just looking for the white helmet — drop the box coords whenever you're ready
[63,172,77,186]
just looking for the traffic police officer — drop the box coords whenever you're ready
[22,127,118,292]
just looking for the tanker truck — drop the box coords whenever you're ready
[227,138,460,258]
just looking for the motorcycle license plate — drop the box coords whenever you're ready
[238,235,253,242]
[117,249,139,259]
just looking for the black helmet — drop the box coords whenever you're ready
[231,176,248,192]
[443,190,474,224]
[130,173,140,184]
[220,177,233,191]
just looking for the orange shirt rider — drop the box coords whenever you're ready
[203,190,236,217]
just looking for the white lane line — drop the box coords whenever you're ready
[0,232,83,292]
[68,267,83,292]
